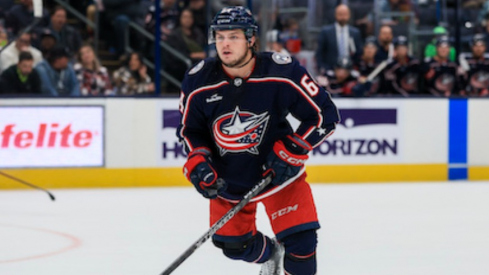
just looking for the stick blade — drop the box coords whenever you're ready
[48,192,56,201]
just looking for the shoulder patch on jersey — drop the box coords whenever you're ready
[272,52,292,65]
[189,60,205,75]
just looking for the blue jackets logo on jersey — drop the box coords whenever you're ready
[213,107,269,155]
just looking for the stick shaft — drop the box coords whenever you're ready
[0,171,55,201]
[366,60,388,82]
[160,176,272,275]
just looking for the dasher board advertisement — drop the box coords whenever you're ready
[0,106,104,168]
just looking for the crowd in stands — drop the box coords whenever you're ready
[0,0,488,97]
[276,4,489,97]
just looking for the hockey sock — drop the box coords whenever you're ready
[213,231,274,263]
[282,230,317,275]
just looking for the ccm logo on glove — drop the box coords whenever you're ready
[277,149,308,166]
[264,135,311,186]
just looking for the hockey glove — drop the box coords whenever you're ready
[263,134,311,186]
[183,148,227,199]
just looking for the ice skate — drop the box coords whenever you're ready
[259,239,284,275]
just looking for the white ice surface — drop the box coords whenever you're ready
[1,181,489,275]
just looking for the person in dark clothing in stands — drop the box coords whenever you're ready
[0,51,41,95]
[145,0,179,41]
[45,6,83,56]
[374,25,394,63]
[102,0,144,56]
[4,0,49,36]
[165,7,206,93]
[37,28,57,58]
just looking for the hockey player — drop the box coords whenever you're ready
[177,6,339,275]
[459,34,489,97]
[383,36,420,96]
[355,36,381,95]
[318,56,371,97]
[355,36,378,79]
[421,36,461,96]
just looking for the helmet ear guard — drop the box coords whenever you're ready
[208,6,258,45]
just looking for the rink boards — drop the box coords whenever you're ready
[0,97,488,188]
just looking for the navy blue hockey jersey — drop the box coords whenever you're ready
[460,53,489,96]
[177,52,339,199]
[422,57,461,96]
[383,56,420,96]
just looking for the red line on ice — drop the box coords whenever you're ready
[0,223,82,263]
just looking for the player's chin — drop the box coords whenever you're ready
[222,59,239,68]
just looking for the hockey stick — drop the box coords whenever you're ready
[366,59,389,82]
[0,170,55,201]
[362,42,394,83]
[160,175,273,275]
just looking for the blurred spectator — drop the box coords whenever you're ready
[45,6,82,57]
[421,36,461,97]
[169,8,206,53]
[355,36,382,95]
[317,56,370,97]
[165,8,205,93]
[86,1,99,37]
[266,29,290,56]
[187,0,206,38]
[374,25,394,63]
[37,28,56,58]
[0,0,14,21]
[424,26,456,61]
[315,4,363,73]
[0,26,8,49]
[4,0,49,36]
[103,0,144,56]
[383,36,420,96]
[459,34,489,96]
[376,0,418,25]
[279,18,302,54]
[112,52,155,95]
[482,23,489,51]
[356,0,418,37]
[478,0,489,27]
[145,0,179,41]
[35,46,80,96]
[0,51,41,95]
[0,32,42,73]
[74,44,113,96]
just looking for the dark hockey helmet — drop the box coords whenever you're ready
[436,35,450,47]
[394,35,408,47]
[335,56,353,70]
[208,6,258,44]
[471,33,486,47]
[364,36,377,47]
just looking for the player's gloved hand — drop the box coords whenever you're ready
[183,148,227,199]
[263,134,311,186]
